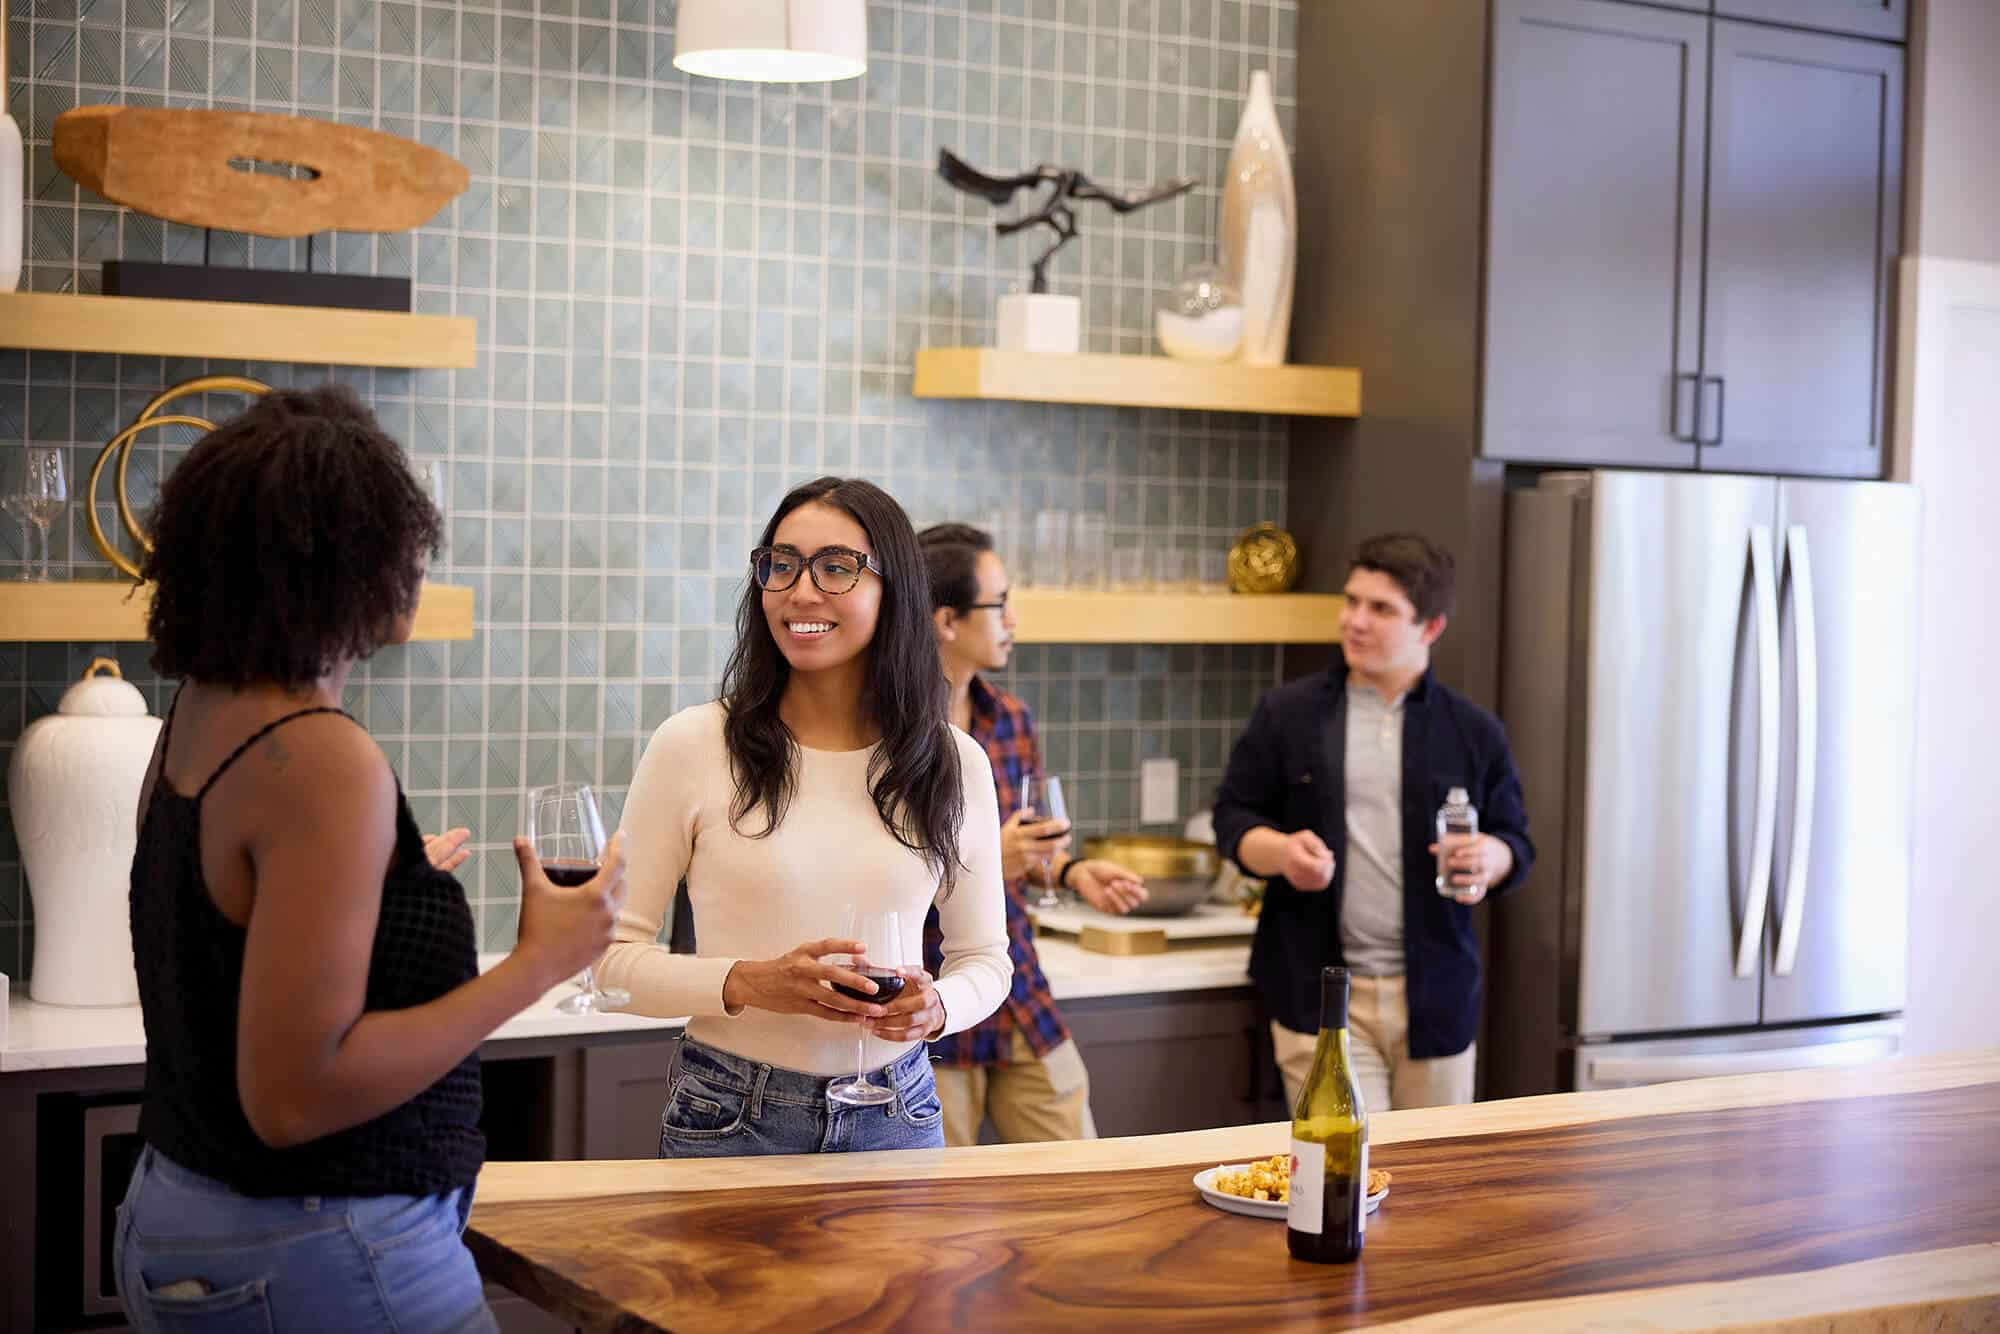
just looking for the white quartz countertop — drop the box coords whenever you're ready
[3,939,1252,1074]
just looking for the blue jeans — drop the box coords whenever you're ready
[115,1144,497,1334]
[658,1035,947,1156]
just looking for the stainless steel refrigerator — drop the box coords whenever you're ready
[1487,470,1918,1097]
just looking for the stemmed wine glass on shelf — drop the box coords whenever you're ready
[525,782,630,1015]
[1020,772,1069,910]
[3,446,67,582]
[826,907,907,1107]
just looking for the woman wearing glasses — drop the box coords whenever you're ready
[599,476,1009,1155]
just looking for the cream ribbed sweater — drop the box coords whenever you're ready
[597,702,1010,1076]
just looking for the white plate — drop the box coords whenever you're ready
[1192,1165,1385,1220]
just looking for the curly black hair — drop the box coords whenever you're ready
[143,384,442,687]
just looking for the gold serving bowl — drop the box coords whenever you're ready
[1081,834,1220,917]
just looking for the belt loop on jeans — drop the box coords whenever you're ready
[750,1064,769,1121]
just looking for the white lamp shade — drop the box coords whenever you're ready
[674,0,867,83]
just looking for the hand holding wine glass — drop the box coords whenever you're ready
[827,907,914,1107]
[521,782,631,1014]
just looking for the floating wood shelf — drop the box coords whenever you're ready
[913,348,1362,417]
[0,580,475,642]
[1011,590,1343,644]
[0,292,477,369]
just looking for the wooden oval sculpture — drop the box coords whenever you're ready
[53,106,468,238]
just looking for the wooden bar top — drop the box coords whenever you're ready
[466,1050,2000,1332]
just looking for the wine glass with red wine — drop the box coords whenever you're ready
[1020,773,1069,910]
[525,782,630,1014]
[826,907,906,1107]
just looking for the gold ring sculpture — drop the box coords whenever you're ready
[86,376,270,578]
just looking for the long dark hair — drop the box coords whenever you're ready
[720,477,964,892]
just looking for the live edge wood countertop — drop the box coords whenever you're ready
[466,1050,2000,1333]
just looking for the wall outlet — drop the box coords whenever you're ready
[1140,757,1179,825]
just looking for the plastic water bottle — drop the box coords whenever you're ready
[1435,787,1479,897]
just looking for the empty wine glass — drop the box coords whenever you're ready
[414,459,448,557]
[826,907,905,1107]
[525,782,630,1014]
[1020,772,1070,910]
[3,446,68,581]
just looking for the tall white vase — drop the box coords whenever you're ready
[0,16,22,293]
[1220,70,1296,367]
[8,661,162,1006]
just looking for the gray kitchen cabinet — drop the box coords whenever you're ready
[1066,990,1290,1138]
[579,1035,680,1160]
[1484,0,1710,469]
[1478,0,1902,477]
[1699,20,1903,478]
[1714,0,1907,41]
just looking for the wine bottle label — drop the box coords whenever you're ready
[1286,1139,1324,1235]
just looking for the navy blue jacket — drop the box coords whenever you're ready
[1213,668,1533,1059]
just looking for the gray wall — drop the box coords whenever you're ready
[1898,0,2000,1056]
[0,0,1299,979]
[1905,0,2000,266]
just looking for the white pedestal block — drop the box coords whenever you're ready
[996,293,1081,354]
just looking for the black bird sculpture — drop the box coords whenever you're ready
[938,149,1199,294]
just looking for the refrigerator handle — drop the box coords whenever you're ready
[1774,524,1818,976]
[1737,525,1780,980]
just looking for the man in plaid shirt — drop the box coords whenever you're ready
[919,523,1148,1144]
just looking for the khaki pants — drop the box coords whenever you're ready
[934,1030,1098,1146]
[1271,973,1475,1113]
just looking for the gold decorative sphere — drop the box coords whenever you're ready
[1227,521,1299,594]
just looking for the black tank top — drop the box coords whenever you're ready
[130,701,484,1197]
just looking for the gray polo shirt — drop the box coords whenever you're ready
[1340,682,1406,976]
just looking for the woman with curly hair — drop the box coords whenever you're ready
[599,476,1009,1155]
[115,385,626,1333]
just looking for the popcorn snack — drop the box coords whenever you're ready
[1210,1158,1393,1205]
[1213,1155,1292,1203]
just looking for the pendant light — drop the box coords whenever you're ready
[673,0,867,83]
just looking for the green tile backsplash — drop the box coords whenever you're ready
[1,0,1296,978]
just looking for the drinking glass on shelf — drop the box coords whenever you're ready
[525,782,629,1014]
[1019,772,1070,910]
[826,907,906,1107]
[415,459,448,557]
[1111,543,1148,591]
[985,509,1025,584]
[1032,510,1071,588]
[1198,549,1230,593]
[3,446,68,582]
[1070,513,1108,590]
[1153,546,1195,592]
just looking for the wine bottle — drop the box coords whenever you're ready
[1286,966,1368,1263]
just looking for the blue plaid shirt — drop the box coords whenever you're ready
[925,677,1070,1067]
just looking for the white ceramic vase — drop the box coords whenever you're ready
[1220,70,1297,367]
[0,16,23,293]
[8,660,162,1006]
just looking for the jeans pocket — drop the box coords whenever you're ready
[897,1073,945,1130]
[660,1072,749,1142]
[131,1276,275,1334]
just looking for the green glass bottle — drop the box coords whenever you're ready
[1286,966,1368,1263]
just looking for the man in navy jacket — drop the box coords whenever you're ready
[1213,535,1532,1111]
